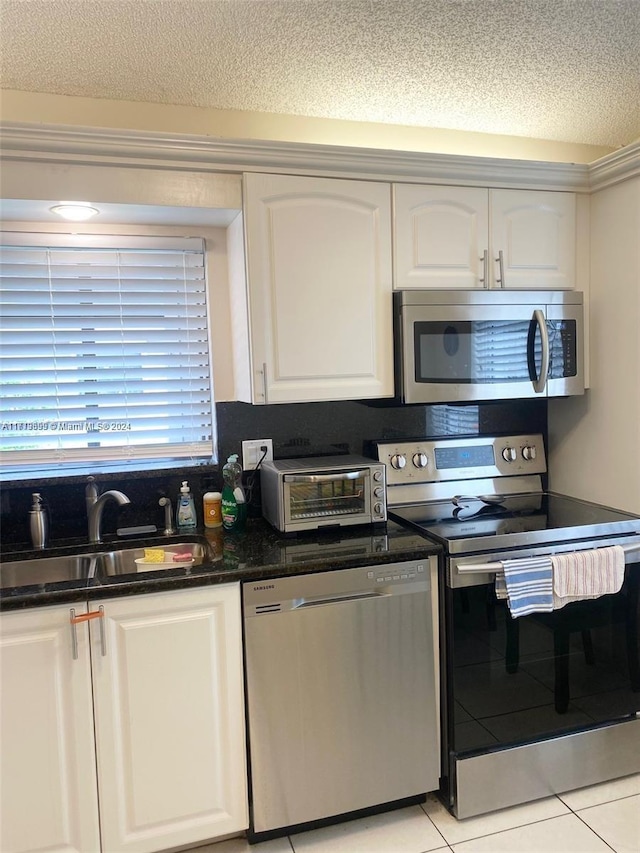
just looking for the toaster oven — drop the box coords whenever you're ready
[260,455,387,533]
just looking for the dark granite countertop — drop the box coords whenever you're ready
[0,519,441,611]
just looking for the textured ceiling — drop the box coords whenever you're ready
[1,0,639,149]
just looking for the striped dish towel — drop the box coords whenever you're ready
[551,545,625,610]
[495,555,554,618]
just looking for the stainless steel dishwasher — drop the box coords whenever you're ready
[243,558,440,840]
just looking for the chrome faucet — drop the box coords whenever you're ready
[86,478,131,544]
[158,497,175,536]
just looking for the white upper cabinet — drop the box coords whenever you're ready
[242,173,394,403]
[393,185,576,290]
[393,184,488,289]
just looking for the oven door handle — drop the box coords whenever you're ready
[457,543,640,575]
[528,309,550,394]
[284,470,368,483]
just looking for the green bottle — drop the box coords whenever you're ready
[221,454,247,532]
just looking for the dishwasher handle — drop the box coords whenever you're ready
[293,590,390,609]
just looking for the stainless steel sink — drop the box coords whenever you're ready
[0,539,217,588]
[0,553,101,588]
[98,541,215,576]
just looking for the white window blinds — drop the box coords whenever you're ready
[0,233,215,471]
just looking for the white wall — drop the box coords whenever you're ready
[548,176,640,513]
[1,89,612,164]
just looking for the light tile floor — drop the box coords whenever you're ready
[191,774,640,853]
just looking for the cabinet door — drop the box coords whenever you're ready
[490,189,576,289]
[393,184,489,289]
[91,584,247,853]
[0,604,100,853]
[244,172,394,403]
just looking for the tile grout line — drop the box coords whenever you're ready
[557,789,640,812]
[419,799,595,847]
[558,793,632,853]
[419,799,452,850]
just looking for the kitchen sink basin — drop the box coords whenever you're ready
[0,553,101,589]
[98,541,215,576]
[0,539,217,588]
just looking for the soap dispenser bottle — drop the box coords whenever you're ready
[176,481,197,531]
[29,493,48,550]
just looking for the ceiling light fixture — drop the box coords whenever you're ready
[50,202,100,221]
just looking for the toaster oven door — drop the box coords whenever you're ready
[283,469,373,530]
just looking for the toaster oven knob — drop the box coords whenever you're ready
[374,502,384,515]
[390,454,407,470]
[374,487,385,498]
[502,447,517,463]
[412,452,428,469]
[373,470,384,482]
[522,445,537,461]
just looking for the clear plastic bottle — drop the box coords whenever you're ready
[176,480,197,530]
[221,454,247,532]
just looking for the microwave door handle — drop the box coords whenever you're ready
[284,470,369,483]
[529,309,550,393]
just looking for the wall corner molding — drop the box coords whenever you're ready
[588,140,640,192]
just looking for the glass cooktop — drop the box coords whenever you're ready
[390,492,640,555]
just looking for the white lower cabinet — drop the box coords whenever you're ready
[0,603,100,853]
[0,584,248,853]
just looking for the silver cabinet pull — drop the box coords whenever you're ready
[262,362,268,404]
[70,608,79,660]
[479,249,489,288]
[69,607,106,658]
[495,249,505,288]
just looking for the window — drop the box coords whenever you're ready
[0,232,216,475]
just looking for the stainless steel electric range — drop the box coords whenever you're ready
[374,433,640,819]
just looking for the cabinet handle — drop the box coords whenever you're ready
[479,249,489,288]
[70,608,79,660]
[495,249,505,288]
[69,607,106,657]
[262,362,268,404]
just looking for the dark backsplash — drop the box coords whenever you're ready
[1,398,547,548]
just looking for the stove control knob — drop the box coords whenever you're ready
[412,452,428,469]
[374,487,385,498]
[502,447,517,463]
[390,454,407,470]
[522,445,537,461]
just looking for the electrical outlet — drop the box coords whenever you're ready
[241,439,274,471]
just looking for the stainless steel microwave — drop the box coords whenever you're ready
[260,455,387,533]
[394,289,585,404]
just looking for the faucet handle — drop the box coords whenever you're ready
[86,476,99,512]
[159,497,175,536]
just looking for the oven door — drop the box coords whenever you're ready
[442,540,640,815]
[399,302,584,403]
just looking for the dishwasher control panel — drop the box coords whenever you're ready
[243,559,434,617]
